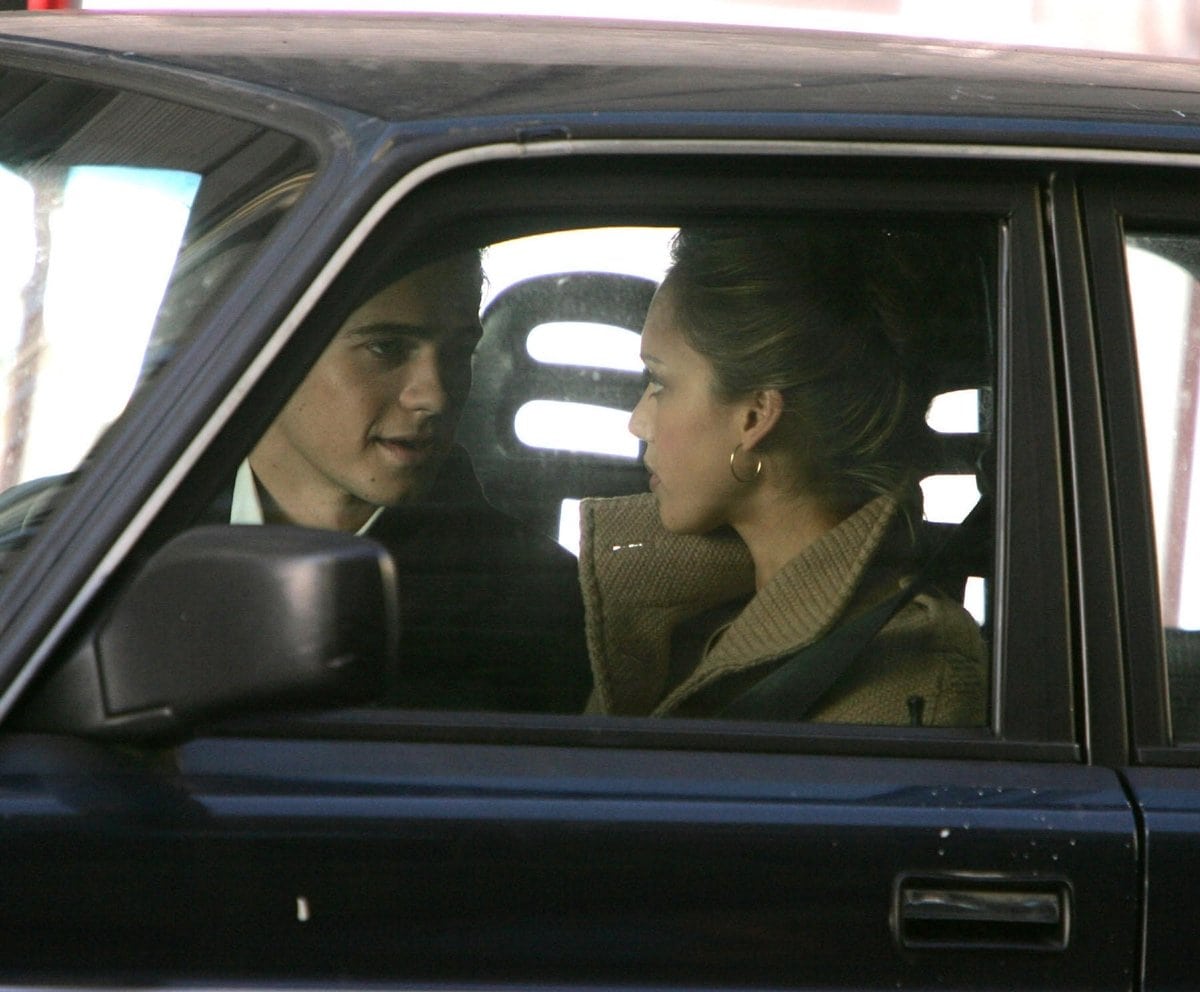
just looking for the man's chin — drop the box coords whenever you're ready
[362,456,447,508]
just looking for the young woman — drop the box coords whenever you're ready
[579,225,987,724]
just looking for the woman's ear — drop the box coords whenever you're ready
[740,389,784,451]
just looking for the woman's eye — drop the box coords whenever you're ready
[642,369,663,395]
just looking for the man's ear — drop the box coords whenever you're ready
[740,389,784,451]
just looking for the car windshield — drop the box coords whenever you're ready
[0,72,315,565]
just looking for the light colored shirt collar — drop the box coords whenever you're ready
[231,460,383,536]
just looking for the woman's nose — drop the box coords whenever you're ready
[628,390,650,441]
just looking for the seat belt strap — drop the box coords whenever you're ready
[718,496,989,722]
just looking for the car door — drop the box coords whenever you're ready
[0,50,1140,992]
[155,156,1139,990]
[1083,173,1200,991]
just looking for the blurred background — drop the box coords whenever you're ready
[35,0,1200,60]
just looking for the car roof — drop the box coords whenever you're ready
[2,12,1200,148]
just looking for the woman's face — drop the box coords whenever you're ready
[629,275,748,534]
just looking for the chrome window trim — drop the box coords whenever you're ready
[522,138,1200,169]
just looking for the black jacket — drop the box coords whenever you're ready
[211,448,592,714]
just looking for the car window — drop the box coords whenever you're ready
[218,205,999,732]
[0,71,315,566]
[1124,232,1200,740]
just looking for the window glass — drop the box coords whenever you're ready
[232,215,997,729]
[0,73,314,565]
[4,165,200,484]
[1125,233,1200,739]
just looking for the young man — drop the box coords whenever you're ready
[229,252,591,713]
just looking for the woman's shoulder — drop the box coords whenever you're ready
[815,591,987,727]
[889,589,987,658]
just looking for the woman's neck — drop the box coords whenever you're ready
[731,488,846,591]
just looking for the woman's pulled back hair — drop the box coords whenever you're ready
[667,222,938,516]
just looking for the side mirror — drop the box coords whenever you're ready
[14,525,397,743]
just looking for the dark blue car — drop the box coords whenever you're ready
[0,10,1193,989]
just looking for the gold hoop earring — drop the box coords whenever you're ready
[729,443,762,484]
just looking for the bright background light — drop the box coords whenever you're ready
[1126,244,1200,628]
[1,166,199,484]
[482,228,671,312]
[75,0,1200,59]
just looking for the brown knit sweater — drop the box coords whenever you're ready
[578,492,987,725]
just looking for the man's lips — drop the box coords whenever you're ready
[373,434,440,465]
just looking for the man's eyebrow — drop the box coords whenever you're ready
[641,352,664,366]
[348,321,481,341]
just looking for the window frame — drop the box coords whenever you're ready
[0,46,367,718]
[150,146,1077,761]
[1082,173,1200,764]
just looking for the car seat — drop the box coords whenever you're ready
[458,271,657,543]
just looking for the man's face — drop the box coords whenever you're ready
[254,255,482,525]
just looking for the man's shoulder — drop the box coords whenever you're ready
[372,444,576,568]
[372,497,575,570]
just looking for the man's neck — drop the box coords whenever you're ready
[247,451,377,533]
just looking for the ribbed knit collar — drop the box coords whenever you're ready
[580,491,900,716]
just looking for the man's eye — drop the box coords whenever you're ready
[366,338,415,362]
[642,369,663,395]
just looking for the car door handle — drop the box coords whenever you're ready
[895,876,1070,950]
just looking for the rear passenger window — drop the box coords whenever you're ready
[1125,233,1200,740]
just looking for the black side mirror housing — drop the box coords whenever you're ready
[13,525,396,742]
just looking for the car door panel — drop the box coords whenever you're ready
[1122,768,1200,992]
[0,735,1137,987]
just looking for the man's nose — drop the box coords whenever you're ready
[398,342,448,413]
